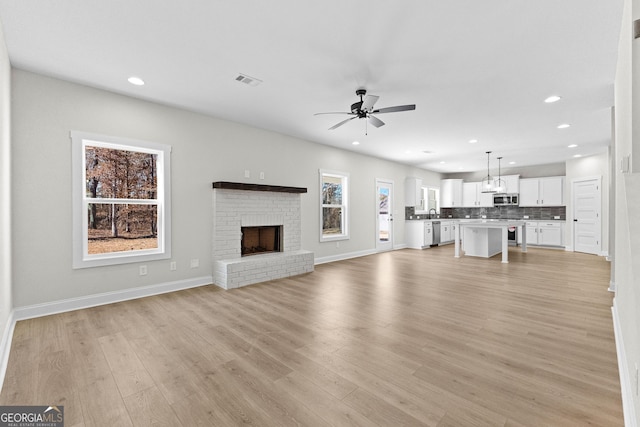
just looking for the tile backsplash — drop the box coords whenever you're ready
[406,206,566,220]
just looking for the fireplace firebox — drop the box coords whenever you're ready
[241,226,282,256]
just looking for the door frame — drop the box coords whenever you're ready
[375,178,394,252]
[571,176,602,255]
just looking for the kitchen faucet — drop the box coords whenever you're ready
[429,208,437,219]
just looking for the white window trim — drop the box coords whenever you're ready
[71,131,172,269]
[319,169,349,242]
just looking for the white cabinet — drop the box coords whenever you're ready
[519,177,565,206]
[494,174,520,194]
[406,220,433,249]
[440,179,463,208]
[440,221,456,244]
[518,221,564,247]
[405,177,423,209]
[538,222,564,246]
[462,182,494,207]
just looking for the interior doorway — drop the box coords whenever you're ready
[376,179,394,252]
[572,176,602,255]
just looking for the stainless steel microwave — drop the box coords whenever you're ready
[493,194,519,206]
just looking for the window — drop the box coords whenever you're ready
[71,131,171,268]
[423,186,440,213]
[320,169,349,242]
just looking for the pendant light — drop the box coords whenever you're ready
[494,156,506,194]
[481,151,496,193]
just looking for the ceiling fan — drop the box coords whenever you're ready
[315,89,416,131]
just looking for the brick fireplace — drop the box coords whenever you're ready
[211,182,314,289]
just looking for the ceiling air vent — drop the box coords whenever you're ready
[235,73,262,87]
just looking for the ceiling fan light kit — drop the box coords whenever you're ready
[315,89,415,133]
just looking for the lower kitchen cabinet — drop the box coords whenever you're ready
[440,221,455,244]
[406,220,434,249]
[519,221,564,247]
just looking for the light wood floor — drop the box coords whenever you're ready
[0,246,622,426]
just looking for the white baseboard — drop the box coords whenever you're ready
[612,299,638,427]
[13,275,213,321]
[315,248,378,265]
[0,310,16,396]
[0,275,212,394]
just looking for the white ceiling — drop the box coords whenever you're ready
[0,0,624,173]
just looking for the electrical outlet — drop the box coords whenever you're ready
[190,258,199,268]
[244,170,250,178]
[523,215,529,219]
[336,241,340,248]
[139,265,147,276]
[554,216,560,220]
[170,261,177,271]
[260,171,265,180]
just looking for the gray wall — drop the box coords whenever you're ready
[10,69,441,308]
[0,18,12,357]
[444,162,566,181]
[613,0,639,421]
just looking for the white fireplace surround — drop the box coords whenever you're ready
[212,184,314,289]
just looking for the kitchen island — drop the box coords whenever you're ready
[454,220,527,263]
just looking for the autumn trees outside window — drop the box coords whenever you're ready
[71,132,172,268]
[320,169,349,242]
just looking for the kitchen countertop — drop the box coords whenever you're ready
[406,217,565,222]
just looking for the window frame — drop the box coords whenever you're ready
[71,131,172,269]
[319,169,349,242]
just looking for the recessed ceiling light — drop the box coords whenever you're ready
[557,123,571,129]
[440,161,446,164]
[544,95,561,103]
[127,76,145,86]
[469,139,478,144]
[568,144,578,148]
[573,154,582,158]
[352,141,360,145]
[509,161,516,165]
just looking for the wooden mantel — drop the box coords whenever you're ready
[212,181,307,193]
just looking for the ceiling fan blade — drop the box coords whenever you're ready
[314,112,353,116]
[360,95,379,112]
[328,116,357,130]
[368,115,385,128]
[372,104,416,114]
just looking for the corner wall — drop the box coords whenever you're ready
[0,18,13,390]
[613,0,639,423]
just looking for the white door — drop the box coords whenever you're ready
[376,179,394,252]
[573,177,601,255]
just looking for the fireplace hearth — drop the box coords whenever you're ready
[241,226,282,256]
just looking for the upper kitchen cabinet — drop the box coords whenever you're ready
[405,177,423,209]
[519,176,565,206]
[494,174,520,194]
[440,179,463,208]
[462,182,493,207]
